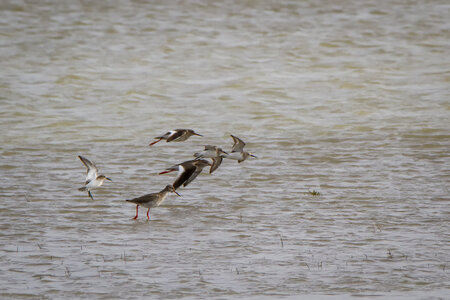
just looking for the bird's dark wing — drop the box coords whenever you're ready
[230,135,245,152]
[183,167,205,187]
[172,164,195,190]
[167,130,185,142]
[210,156,223,173]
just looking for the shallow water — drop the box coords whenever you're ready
[0,0,449,298]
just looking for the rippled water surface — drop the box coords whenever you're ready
[1,0,449,298]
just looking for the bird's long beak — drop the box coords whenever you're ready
[173,190,181,197]
[250,154,257,158]
[194,132,203,136]
[106,177,113,181]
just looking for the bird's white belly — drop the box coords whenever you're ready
[197,150,216,158]
[86,179,101,190]
[225,152,243,160]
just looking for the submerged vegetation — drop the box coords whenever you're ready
[308,190,322,196]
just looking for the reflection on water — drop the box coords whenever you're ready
[0,0,449,298]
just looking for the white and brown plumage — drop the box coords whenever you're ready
[126,185,180,220]
[149,129,203,146]
[159,159,211,190]
[78,155,112,200]
[222,135,257,163]
[194,145,228,173]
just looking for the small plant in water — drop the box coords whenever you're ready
[308,189,321,196]
[387,249,393,259]
[65,266,71,278]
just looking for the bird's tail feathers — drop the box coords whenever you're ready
[78,187,87,191]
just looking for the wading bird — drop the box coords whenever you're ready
[126,185,180,220]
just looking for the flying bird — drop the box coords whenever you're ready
[221,135,257,163]
[159,159,211,190]
[194,145,228,173]
[78,155,112,200]
[149,129,203,146]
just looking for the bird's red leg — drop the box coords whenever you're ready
[147,208,150,220]
[159,169,175,175]
[133,205,139,220]
[149,138,162,146]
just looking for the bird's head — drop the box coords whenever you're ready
[98,175,112,181]
[166,185,181,197]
